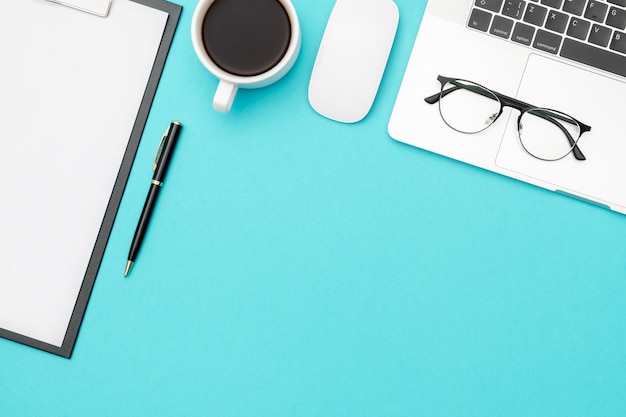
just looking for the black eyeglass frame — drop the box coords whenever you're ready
[424,75,592,161]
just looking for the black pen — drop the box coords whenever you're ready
[125,121,182,277]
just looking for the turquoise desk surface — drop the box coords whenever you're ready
[2,0,626,415]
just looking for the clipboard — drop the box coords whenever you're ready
[0,0,181,358]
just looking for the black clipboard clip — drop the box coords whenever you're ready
[45,0,113,17]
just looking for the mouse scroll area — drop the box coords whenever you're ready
[308,0,399,123]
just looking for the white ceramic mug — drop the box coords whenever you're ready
[191,0,301,113]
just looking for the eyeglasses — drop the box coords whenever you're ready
[424,75,592,162]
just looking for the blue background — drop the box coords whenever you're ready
[2,0,626,415]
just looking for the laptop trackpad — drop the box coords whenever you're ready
[495,54,626,207]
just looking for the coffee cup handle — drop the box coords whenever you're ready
[213,80,238,113]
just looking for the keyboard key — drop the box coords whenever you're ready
[561,38,626,77]
[512,21,536,44]
[610,30,626,53]
[524,3,548,25]
[584,1,609,23]
[606,6,626,30]
[545,10,569,32]
[563,0,586,16]
[468,8,493,31]
[608,0,626,6]
[475,0,504,13]
[503,0,526,18]
[589,24,612,46]
[533,28,562,53]
[567,17,591,39]
[490,15,515,37]
[541,0,562,7]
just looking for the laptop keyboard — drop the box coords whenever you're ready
[468,0,626,77]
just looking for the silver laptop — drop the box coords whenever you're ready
[388,0,626,214]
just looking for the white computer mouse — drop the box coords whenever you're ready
[308,0,399,123]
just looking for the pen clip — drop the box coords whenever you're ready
[153,125,170,171]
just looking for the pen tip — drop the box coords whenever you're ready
[125,261,133,277]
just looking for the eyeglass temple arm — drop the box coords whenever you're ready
[424,82,496,104]
[499,94,590,130]
[424,91,443,104]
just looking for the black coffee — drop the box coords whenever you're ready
[202,0,292,77]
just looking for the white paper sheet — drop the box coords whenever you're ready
[0,0,168,347]
[46,0,113,16]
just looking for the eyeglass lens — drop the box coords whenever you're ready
[438,80,500,134]
[518,108,582,161]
